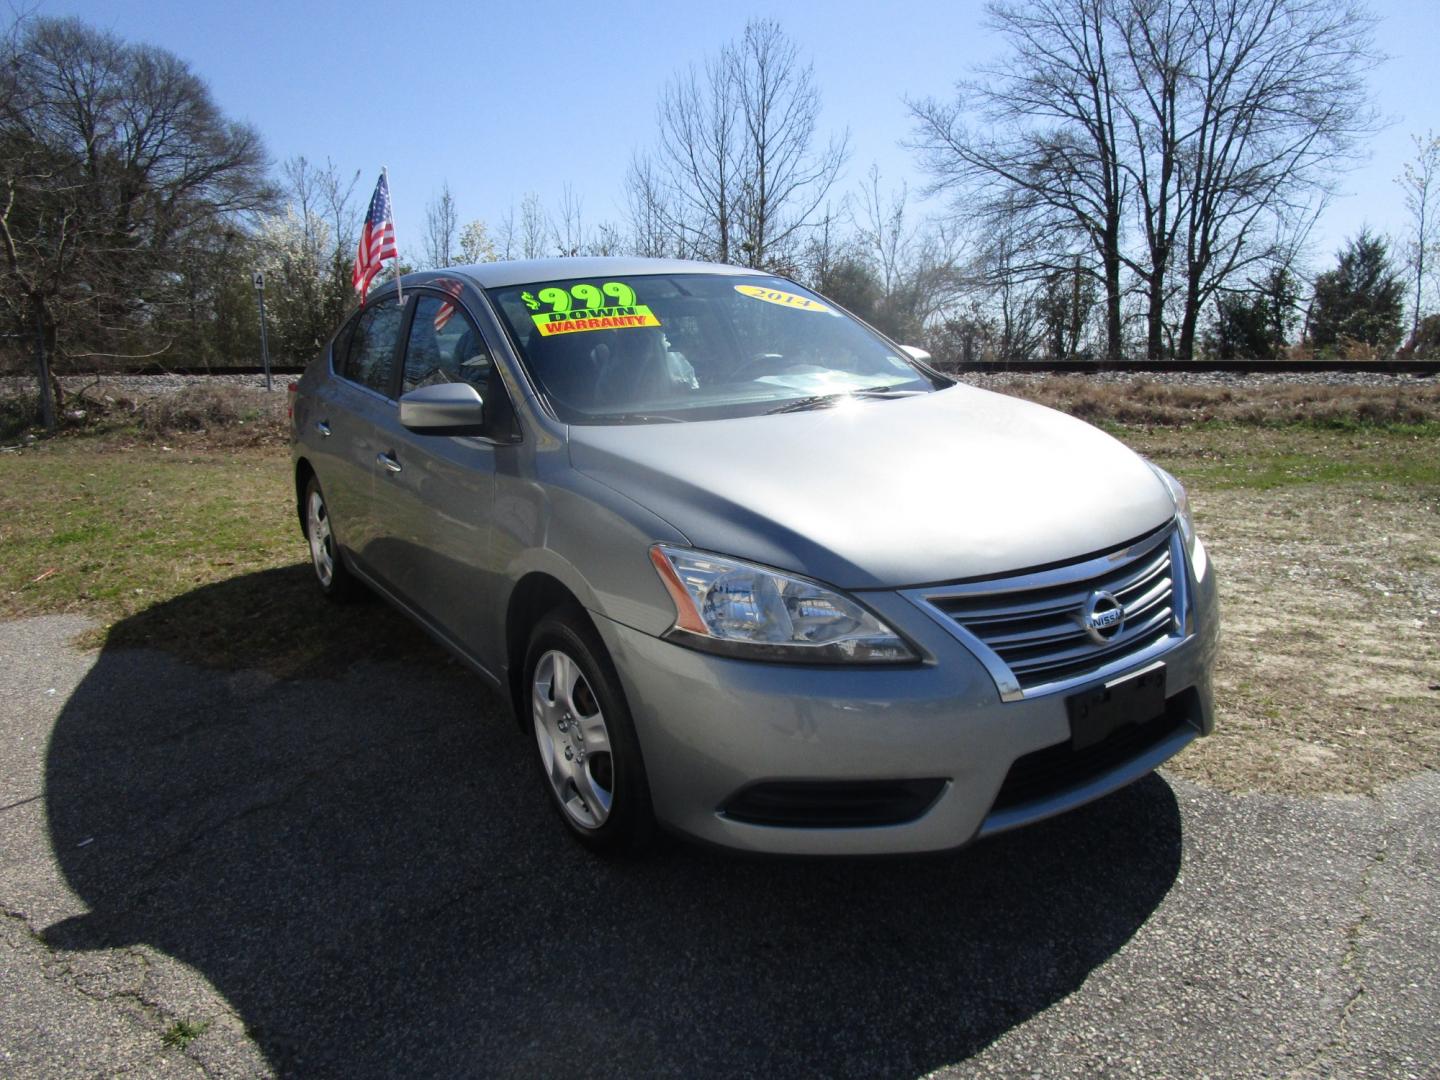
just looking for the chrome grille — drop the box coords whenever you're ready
[905,523,1188,701]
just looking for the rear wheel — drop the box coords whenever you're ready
[303,475,357,601]
[525,608,654,853]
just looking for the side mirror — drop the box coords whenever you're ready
[398,382,487,436]
[901,345,933,365]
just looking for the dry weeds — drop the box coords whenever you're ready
[978,374,1440,427]
[2,382,288,447]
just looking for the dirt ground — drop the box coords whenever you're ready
[1134,435,1440,796]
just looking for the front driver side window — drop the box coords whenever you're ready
[402,292,494,395]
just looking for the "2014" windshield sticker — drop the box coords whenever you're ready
[521,282,661,336]
[734,284,834,314]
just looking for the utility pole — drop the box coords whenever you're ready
[33,298,56,431]
[30,298,56,434]
[252,270,273,391]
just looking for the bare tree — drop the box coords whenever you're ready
[629,18,848,270]
[1397,131,1440,336]
[1166,0,1378,359]
[910,0,1379,361]
[422,181,458,268]
[539,184,623,257]
[584,222,626,257]
[649,52,742,262]
[727,19,850,268]
[1113,0,1186,361]
[852,166,968,342]
[856,166,914,299]
[0,15,271,425]
[910,0,1129,360]
[495,205,518,261]
[552,183,584,257]
[309,158,361,317]
[625,152,678,258]
[519,192,549,259]
[1037,255,1098,359]
[972,210,1049,362]
[796,200,846,291]
[316,159,362,267]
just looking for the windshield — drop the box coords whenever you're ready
[486,273,947,424]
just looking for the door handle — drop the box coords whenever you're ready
[316,420,332,437]
[377,451,402,474]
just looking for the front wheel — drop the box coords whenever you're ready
[303,475,357,601]
[525,609,654,853]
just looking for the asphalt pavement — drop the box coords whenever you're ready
[1,613,1436,1079]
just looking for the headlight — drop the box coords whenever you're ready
[1148,462,1207,577]
[648,545,917,663]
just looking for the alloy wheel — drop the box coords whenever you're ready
[306,489,335,587]
[531,649,614,829]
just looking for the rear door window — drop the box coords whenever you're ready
[343,299,405,396]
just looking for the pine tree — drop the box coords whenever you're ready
[1307,232,1405,357]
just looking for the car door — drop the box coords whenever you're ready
[308,292,407,572]
[366,285,515,668]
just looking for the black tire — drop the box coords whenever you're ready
[302,475,358,602]
[524,607,655,853]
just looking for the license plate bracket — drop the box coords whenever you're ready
[1066,664,1167,751]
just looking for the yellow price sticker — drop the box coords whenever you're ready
[532,305,662,336]
[734,284,834,314]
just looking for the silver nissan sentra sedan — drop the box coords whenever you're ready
[290,256,1218,856]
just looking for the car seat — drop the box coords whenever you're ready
[594,329,696,407]
[527,330,599,409]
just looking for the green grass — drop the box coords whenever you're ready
[1,420,1436,677]
[1118,423,1440,491]
[161,1020,209,1050]
[0,440,446,676]
[0,442,296,619]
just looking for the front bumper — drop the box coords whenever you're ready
[592,544,1219,856]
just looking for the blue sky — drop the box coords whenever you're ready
[32,0,1440,274]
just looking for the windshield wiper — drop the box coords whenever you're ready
[583,412,685,425]
[765,385,922,415]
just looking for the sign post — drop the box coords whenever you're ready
[252,270,273,391]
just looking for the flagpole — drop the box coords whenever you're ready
[384,165,402,305]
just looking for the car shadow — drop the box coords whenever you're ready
[45,571,1183,1078]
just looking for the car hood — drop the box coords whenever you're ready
[567,385,1175,589]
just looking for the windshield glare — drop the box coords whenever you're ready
[486,274,944,424]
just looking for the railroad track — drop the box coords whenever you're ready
[19,358,1439,378]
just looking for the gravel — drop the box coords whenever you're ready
[954,369,1437,390]
[1,373,286,398]
[2,368,1434,403]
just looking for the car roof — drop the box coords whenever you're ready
[404,256,761,291]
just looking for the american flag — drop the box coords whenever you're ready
[434,278,465,331]
[352,171,398,302]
